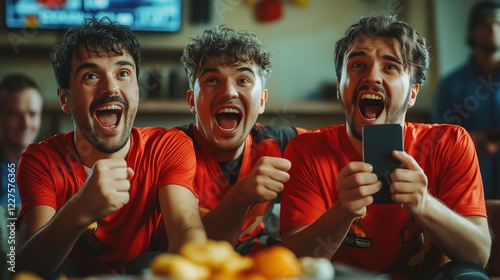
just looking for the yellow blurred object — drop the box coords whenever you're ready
[180,239,237,270]
[247,245,303,279]
[150,240,307,280]
[11,272,43,280]
[149,253,210,280]
[150,240,255,279]
[291,0,309,7]
[87,221,98,232]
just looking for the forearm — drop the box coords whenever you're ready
[17,202,90,277]
[202,194,252,246]
[414,196,491,266]
[281,203,355,259]
[160,185,207,253]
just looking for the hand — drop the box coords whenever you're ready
[336,162,381,218]
[232,156,291,205]
[75,158,134,224]
[390,151,428,215]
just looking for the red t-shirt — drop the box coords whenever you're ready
[17,127,197,275]
[281,123,486,278]
[178,124,306,254]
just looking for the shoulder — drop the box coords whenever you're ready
[289,125,342,147]
[23,132,73,157]
[133,126,191,140]
[251,124,307,152]
[441,61,475,81]
[405,122,472,154]
[438,61,477,89]
[252,124,299,138]
[132,127,193,149]
[406,122,467,138]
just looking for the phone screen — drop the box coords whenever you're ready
[362,124,404,204]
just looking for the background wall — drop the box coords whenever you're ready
[0,0,474,137]
[432,0,483,77]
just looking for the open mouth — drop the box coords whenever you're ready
[215,107,242,131]
[95,104,123,129]
[359,93,384,120]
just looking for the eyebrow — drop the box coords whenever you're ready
[199,66,256,79]
[75,60,135,75]
[347,51,403,65]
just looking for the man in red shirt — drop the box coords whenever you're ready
[178,26,308,254]
[16,17,206,278]
[280,15,491,279]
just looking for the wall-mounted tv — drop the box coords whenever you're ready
[5,0,182,32]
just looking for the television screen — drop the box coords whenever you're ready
[5,0,182,32]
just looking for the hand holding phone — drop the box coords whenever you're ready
[362,124,404,204]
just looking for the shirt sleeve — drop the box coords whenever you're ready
[280,136,329,233]
[17,148,58,222]
[156,130,197,196]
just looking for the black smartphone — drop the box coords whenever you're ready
[362,124,404,204]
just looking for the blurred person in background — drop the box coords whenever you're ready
[0,73,43,279]
[432,1,500,276]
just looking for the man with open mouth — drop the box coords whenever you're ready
[15,17,206,278]
[280,15,491,279]
[176,25,309,255]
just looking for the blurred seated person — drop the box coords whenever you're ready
[0,73,43,279]
[432,1,500,276]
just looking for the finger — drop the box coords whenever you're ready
[266,169,290,184]
[104,167,133,180]
[93,158,128,171]
[338,161,373,180]
[392,151,421,171]
[261,157,292,171]
[114,179,131,192]
[113,190,130,207]
[127,167,135,179]
[340,181,382,201]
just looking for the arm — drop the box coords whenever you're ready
[159,185,206,253]
[282,162,381,258]
[17,159,133,277]
[202,156,291,246]
[391,151,491,267]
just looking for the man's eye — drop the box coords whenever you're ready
[85,73,97,80]
[239,78,250,83]
[353,62,365,68]
[387,65,397,70]
[119,70,130,77]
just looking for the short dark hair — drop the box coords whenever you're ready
[50,17,141,93]
[334,15,429,86]
[0,73,41,100]
[180,25,272,89]
[467,0,500,47]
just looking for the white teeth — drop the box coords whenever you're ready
[218,126,236,131]
[360,94,382,100]
[97,105,121,111]
[216,108,240,114]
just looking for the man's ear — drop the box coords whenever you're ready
[259,89,268,114]
[336,78,340,101]
[408,83,420,108]
[186,90,196,114]
[58,87,71,114]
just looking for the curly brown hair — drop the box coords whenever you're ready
[180,25,272,89]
